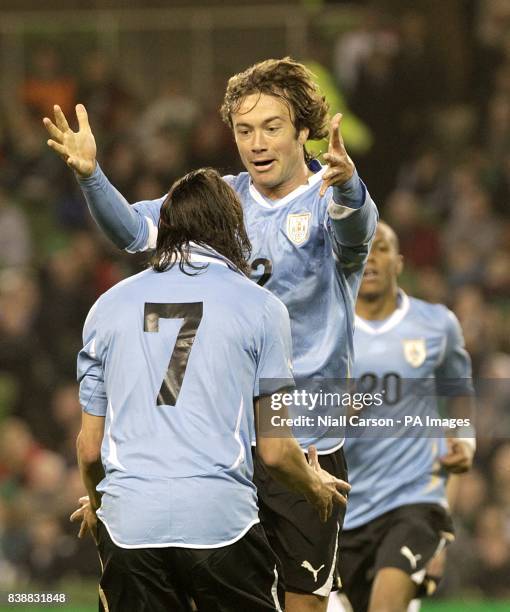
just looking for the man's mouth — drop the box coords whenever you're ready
[252,159,275,172]
[363,269,378,280]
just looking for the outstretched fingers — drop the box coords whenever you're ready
[76,104,90,131]
[54,104,70,132]
[47,139,69,158]
[42,117,63,142]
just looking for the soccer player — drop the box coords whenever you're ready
[329,222,475,612]
[44,57,378,611]
[77,168,350,612]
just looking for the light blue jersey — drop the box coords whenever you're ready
[79,162,378,453]
[344,291,473,530]
[78,246,294,548]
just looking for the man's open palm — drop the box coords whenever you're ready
[43,104,97,178]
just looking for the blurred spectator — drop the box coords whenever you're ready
[0,187,31,268]
[393,11,445,131]
[188,103,238,173]
[446,184,502,260]
[413,267,449,304]
[472,507,510,597]
[491,443,510,508]
[384,190,441,269]
[0,418,42,496]
[138,79,199,140]
[21,45,76,119]
[50,383,82,463]
[78,51,136,134]
[333,7,397,95]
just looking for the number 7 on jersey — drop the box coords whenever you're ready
[144,302,203,406]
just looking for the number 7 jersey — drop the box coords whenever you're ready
[77,247,294,548]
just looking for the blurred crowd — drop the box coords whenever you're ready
[0,0,509,601]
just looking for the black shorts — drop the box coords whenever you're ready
[339,503,454,612]
[96,520,284,612]
[253,447,348,596]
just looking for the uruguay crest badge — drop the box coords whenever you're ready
[287,212,312,246]
[402,339,427,368]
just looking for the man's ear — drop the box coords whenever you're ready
[396,254,404,276]
[298,127,309,145]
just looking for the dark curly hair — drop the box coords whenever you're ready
[220,57,330,148]
[151,168,251,276]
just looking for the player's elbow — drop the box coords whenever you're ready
[76,430,102,465]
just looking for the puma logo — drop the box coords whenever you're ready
[400,546,422,570]
[301,560,325,583]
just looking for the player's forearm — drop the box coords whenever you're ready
[77,164,141,249]
[328,178,378,247]
[448,396,476,451]
[78,457,104,511]
[332,169,364,210]
[77,433,104,511]
[259,437,320,498]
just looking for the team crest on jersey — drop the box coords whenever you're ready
[402,339,427,367]
[287,212,312,246]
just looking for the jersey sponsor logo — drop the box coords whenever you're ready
[400,546,422,570]
[402,338,427,368]
[301,560,325,582]
[287,212,312,246]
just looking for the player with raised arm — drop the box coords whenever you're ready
[44,58,378,611]
[327,222,475,612]
[77,168,349,612]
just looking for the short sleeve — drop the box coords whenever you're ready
[435,309,474,396]
[77,300,108,416]
[254,295,295,397]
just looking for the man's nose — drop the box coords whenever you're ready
[251,130,267,152]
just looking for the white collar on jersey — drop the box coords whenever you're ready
[249,165,326,209]
[355,290,410,335]
[163,242,229,269]
[187,253,228,267]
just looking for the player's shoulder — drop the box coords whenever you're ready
[222,172,250,191]
[90,269,153,313]
[235,269,284,306]
[234,272,289,322]
[133,194,167,212]
[261,287,289,319]
[407,295,458,332]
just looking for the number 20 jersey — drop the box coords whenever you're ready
[344,292,474,530]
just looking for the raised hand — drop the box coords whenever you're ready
[319,113,355,197]
[307,445,351,523]
[43,104,97,178]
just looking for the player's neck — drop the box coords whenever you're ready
[356,291,399,321]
